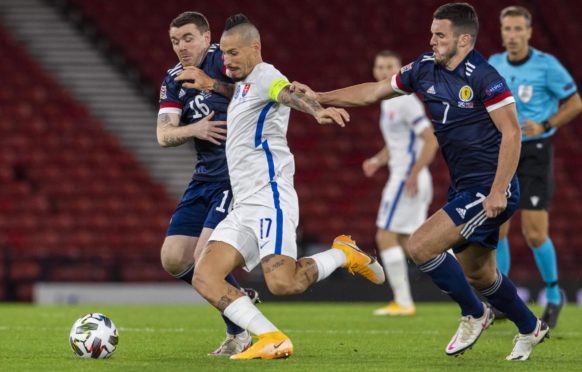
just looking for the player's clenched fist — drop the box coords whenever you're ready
[482,191,507,218]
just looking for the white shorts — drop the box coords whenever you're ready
[209,179,299,272]
[376,168,432,234]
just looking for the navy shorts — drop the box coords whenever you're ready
[443,178,519,253]
[166,179,233,237]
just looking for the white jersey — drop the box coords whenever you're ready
[226,63,295,203]
[380,94,431,177]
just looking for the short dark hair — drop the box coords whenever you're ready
[224,13,252,31]
[500,6,532,27]
[170,11,209,33]
[433,3,479,43]
[375,50,402,64]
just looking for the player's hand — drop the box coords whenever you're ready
[175,66,214,91]
[404,172,419,196]
[290,81,319,100]
[314,107,350,127]
[192,112,227,145]
[362,157,382,177]
[482,190,507,218]
[522,119,544,138]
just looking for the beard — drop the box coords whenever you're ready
[435,45,458,67]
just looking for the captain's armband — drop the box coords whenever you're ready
[268,78,291,102]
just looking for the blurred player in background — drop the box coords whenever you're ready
[362,51,438,316]
[177,14,385,360]
[489,6,582,328]
[292,3,549,361]
[156,11,258,356]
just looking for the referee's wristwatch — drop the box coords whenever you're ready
[542,120,553,132]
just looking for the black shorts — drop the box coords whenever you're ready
[516,138,554,210]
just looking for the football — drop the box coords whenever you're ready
[69,313,119,359]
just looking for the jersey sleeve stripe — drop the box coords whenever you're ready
[160,102,183,109]
[412,116,426,125]
[485,95,515,112]
[158,107,182,115]
[391,74,409,95]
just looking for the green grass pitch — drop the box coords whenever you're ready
[0,303,580,371]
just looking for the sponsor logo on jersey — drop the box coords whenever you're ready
[458,85,473,102]
[427,85,436,95]
[564,82,575,91]
[401,62,414,73]
[530,196,540,207]
[160,84,167,100]
[234,84,241,99]
[457,101,474,108]
[518,84,533,103]
[242,83,251,97]
[485,80,505,97]
[179,88,186,98]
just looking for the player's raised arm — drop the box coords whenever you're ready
[485,103,521,217]
[175,66,235,98]
[320,78,401,107]
[276,84,350,127]
[292,77,400,108]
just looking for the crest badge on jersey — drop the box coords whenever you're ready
[518,84,533,103]
[458,85,473,102]
[242,83,251,98]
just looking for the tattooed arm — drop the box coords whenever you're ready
[277,86,350,127]
[175,66,235,99]
[156,111,226,147]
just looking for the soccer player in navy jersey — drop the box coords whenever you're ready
[156,11,257,356]
[292,3,549,361]
[489,6,582,329]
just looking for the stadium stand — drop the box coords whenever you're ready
[1,0,580,300]
[0,27,176,300]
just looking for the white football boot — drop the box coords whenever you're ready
[445,303,494,356]
[208,331,252,357]
[506,319,549,361]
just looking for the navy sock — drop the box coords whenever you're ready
[222,274,245,335]
[481,270,537,334]
[418,253,484,317]
[175,265,194,284]
[177,267,245,335]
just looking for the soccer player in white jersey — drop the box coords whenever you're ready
[176,14,385,360]
[363,51,438,316]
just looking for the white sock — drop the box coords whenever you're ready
[309,249,347,282]
[380,246,414,307]
[223,296,278,335]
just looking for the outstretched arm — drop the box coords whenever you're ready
[277,85,350,126]
[292,76,401,107]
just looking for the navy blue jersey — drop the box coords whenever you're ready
[391,50,516,191]
[159,43,231,182]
